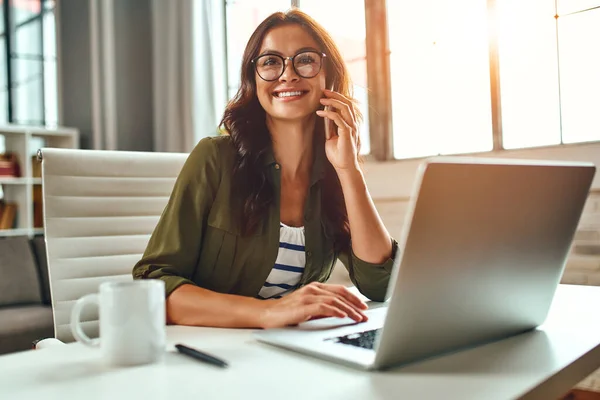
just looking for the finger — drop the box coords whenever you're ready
[322,105,335,140]
[323,89,356,121]
[306,283,366,313]
[301,303,347,322]
[310,295,365,322]
[315,109,351,140]
[303,285,367,320]
[328,297,366,322]
[305,289,368,323]
[325,119,335,140]
[322,90,360,144]
[312,282,368,310]
[320,98,356,127]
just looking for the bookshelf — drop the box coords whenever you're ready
[0,125,79,238]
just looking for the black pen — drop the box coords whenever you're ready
[174,344,229,368]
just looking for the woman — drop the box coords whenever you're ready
[133,9,398,329]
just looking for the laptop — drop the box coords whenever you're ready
[253,156,596,370]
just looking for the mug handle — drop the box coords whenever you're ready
[70,294,100,347]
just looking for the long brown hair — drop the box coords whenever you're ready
[220,9,360,251]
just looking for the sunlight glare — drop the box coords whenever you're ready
[559,8,600,144]
[498,0,561,149]
[389,0,493,159]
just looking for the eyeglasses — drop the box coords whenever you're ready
[251,51,326,82]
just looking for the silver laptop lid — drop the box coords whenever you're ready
[374,157,596,368]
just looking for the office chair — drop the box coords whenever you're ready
[38,147,188,343]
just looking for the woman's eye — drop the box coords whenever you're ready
[297,55,315,64]
[262,57,281,66]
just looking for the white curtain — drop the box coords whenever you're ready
[151,0,227,153]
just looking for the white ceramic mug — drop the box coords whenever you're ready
[70,280,166,366]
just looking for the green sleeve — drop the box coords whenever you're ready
[338,237,399,302]
[132,137,221,297]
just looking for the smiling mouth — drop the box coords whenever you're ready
[272,90,308,99]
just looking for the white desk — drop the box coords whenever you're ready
[1,284,599,400]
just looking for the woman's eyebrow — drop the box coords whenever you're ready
[258,49,282,56]
[258,47,320,56]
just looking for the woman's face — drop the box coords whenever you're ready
[254,24,327,123]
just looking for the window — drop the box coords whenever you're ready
[225,0,292,100]
[497,0,561,149]
[499,0,600,148]
[1,0,8,124]
[298,0,370,154]
[387,0,600,159]
[558,0,600,15]
[388,0,493,159]
[1,0,58,127]
[558,6,600,144]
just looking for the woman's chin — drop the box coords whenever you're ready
[268,105,320,122]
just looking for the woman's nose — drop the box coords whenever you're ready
[279,59,300,82]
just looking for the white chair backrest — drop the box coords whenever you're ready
[40,147,188,342]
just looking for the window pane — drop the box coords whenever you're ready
[12,14,44,122]
[0,0,5,125]
[12,58,43,124]
[225,0,291,95]
[13,80,43,124]
[43,59,56,125]
[11,0,40,26]
[299,0,370,154]
[43,8,57,125]
[43,7,55,58]
[389,0,493,159]
[14,15,41,55]
[0,37,7,125]
[0,0,4,34]
[0,94,6,125]
[558,8,600,144]
[498,0,561,149]
[558,0,600,15]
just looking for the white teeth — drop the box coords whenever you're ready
[276,91,303,98]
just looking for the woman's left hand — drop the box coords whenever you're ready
[317,89,360,171]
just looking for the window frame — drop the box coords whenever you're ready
[367,0,600,161]
[1,0,55,126]
[222,0,600,161]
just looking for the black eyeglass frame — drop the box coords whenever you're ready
[251,51,327,82]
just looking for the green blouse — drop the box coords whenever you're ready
[132,135,398,302]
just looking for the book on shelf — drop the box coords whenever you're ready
[0,153,21,178]
[0,202,18,230]
[33,184,44,228]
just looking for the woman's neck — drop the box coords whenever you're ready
[267,115,316,180]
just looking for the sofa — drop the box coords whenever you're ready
[0,236,54,354]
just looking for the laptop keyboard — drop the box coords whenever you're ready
[325,328,381,350]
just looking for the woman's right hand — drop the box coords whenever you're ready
[258,282,369,329]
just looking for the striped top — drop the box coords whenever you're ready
[257,223,306,299]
